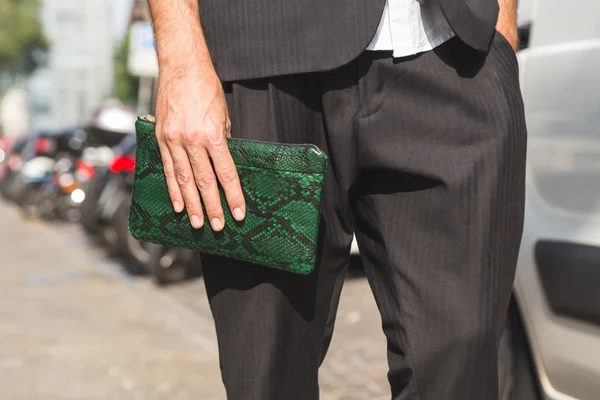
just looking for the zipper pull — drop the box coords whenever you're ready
[139,114,156,123]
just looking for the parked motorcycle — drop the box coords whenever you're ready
[93,135,153,274]
[78,105,137,235]
[3,132,55,204]
[14,155,56,217]
[0,137,28,200]
[79,164,112,235]
[23,154,85,221]
[14,128,90,219]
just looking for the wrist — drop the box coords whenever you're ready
[158,53,217,82]
[496,0,518,51]
[496,17,518,49]
[155,26,214,72]
[499,27,518,51]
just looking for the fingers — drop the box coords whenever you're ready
[208,136,245,223]
[157,141,184,213]
[185,142,225,231]
[163,135,205,229]
[158,118,244,232]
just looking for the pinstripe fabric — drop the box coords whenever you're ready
[202,32,526,400]
[198,0,500,82]
[438,0,500,51]
[198,0,386,82]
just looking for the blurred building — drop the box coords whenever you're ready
[110,0,135,47]
[127,0,158,115]
[0,88,29,138]
[28,0,116,130]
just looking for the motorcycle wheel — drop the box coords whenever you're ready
[20,187,43,219]
[79,181,102,234]
[38,198,56,220]
[125,231,151,266]
[108,195,146,275]
[55,195,80,222]
[145,243,194,286]
[99,210,126,258]
[0,179,9,199]
[80,196,100,234]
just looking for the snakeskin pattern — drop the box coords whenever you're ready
[128,119,328,275]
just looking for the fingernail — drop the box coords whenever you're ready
[233,207,244,221]
[173,201,182,212]
[211,218,223,231]
[190,215,203,229]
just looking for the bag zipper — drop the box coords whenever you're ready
[140,114,156,123]
[138,114,324,155]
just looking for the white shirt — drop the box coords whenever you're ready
[367,0,455,58]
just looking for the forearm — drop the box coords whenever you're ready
[148,0,215,76]
[496,0,519,49]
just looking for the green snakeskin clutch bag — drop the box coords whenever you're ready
[128,115,328,275]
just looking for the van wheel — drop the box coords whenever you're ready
[498,316,515,400]
[498,299,541,400]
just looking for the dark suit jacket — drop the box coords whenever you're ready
[198,0,499,82]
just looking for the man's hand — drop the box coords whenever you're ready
[149,0,245,231]
[496,0,519,51]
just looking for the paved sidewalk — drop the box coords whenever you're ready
[0,203,225,400]
[0,201,390,399]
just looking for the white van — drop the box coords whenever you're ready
[506,0,600,399]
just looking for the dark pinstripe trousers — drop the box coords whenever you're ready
[201,32,527,400]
